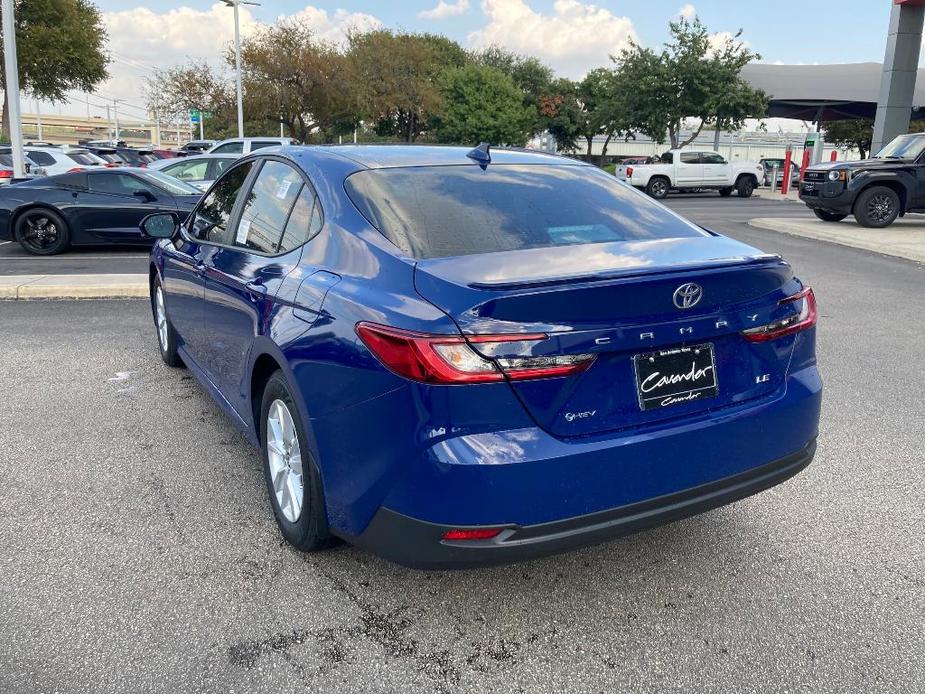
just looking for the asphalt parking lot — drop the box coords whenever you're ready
[1,196,923,693]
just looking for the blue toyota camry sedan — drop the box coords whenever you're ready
[140,144,822,568]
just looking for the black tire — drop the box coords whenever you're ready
[736,176,755,198]
[646,177,670,199]
[260,371,332,552]
[719,187,734,197]
[15,207,70,255]
[151,276,183,367]
[853,186,900,228]
[813,209,847,223]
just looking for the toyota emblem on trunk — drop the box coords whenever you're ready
[673,283,703,309]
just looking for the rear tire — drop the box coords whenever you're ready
[719,187,734,197]
[260,371,332,552]
[736,176,755,198]
[151,277,183,367]
[15,208,70,255]
[646,177,670,199]
[813,209,847,223]
[853,186,900,228]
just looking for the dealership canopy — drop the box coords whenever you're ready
[742,62,925,121]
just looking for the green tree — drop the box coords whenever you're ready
[433,64,535,146]
[576,68,628,164]
[144,60,226,139]
[348,30,463,142]
[0,0,109,142]
[614,17,765,148]
[537,78,581,152]
[823,119,873,158]
[473,46,553,135]
[234,19,358,142]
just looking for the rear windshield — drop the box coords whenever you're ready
[67,152,99,165]
[344,164,706,259]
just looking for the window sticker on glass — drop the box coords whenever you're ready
[236,218,252,245]
[547,225,620,246]
[275,180,293,199]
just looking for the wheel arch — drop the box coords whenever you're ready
[10,202,70,239]
[850,173,913,213]
[735,173,758,186]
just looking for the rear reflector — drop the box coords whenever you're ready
[742,287,817,342]
[355,322,595,384]
[442,528,504,541]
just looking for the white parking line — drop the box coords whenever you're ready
[0,241,11,245]
[0,254,148,260]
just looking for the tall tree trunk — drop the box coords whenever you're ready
[599,133,613,167]
[585,135,593,162]
[678,120,706,149]
[407,112,415,143]
[668,126,678,149]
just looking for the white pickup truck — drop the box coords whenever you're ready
[615,150,765,200]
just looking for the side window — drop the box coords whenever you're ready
[210,158,234,177]
[251,141,281,151]
[188,161,254,244]
[26,151,56,166]
[659,152,673,164]
[702,153,726,165]
[279,184,323,252]
[679,152,700,164]
[212,142,243,154]
[233,160,303,254]
[88,173,154,195]
[165,160,209,180]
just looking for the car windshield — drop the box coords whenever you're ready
[138,169,201,195]
[874,134,925,159]
[345,164,706,260]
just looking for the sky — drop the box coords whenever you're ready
[34,0,895,122]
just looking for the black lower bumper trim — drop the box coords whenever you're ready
[346,440,816,570]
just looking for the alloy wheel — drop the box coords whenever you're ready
[867,194,895,223]
[266,399,304,523]
[20,215,58,252]
[155,287,169,351]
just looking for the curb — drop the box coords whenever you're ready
[748,218,925,265]
[0,274,148,300]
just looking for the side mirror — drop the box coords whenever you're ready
[140,212,179,239]
[133,189,156,202]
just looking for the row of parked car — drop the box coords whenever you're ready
[0,137,297,188]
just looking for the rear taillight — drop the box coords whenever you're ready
[742,287,817,342]
[355,322,595,384]
[626,166,634,177]
[67,167,85,173]
[105,162,119,168]
[0,170,12,178]
[442,528,504,541]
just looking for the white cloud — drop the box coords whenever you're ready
[468,0,637,78]
[418,0,471,20]
[678,4,696,20]
[58,4,381,119]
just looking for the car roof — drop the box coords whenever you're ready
[282,144,586,170]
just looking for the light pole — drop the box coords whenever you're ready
[2,0,26,178]
[222,0,259,139]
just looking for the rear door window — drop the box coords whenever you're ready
[212,141,244,154]
[679,152,701,164]
[232,160,303,254]
[67,152,99,166]
[251,141,282,151]
[345,164,706,259]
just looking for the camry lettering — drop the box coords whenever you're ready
[640,362,714,394]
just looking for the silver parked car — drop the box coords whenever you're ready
[149,153,238,192]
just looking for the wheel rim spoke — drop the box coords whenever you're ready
[266,398,304,523]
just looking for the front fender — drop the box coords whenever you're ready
[848,170,915,208]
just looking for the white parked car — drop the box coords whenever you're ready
[150,153,238,191]
[615,150,764,199]
[20,145,108,175]
[207,137,297,155]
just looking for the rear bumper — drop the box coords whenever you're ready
[350,440,816,569]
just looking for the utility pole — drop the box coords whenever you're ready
[35,99,43,141]
[153,106,161,147]
[2,0,26,178]
[113,99,123,141]
[85,94,90,119]
[223,0,260,139]
[106,104,112,140]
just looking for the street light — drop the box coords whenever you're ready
[222,0,259,139]
[1,0,26,178]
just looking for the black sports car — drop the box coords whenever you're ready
[0,168,202,255]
